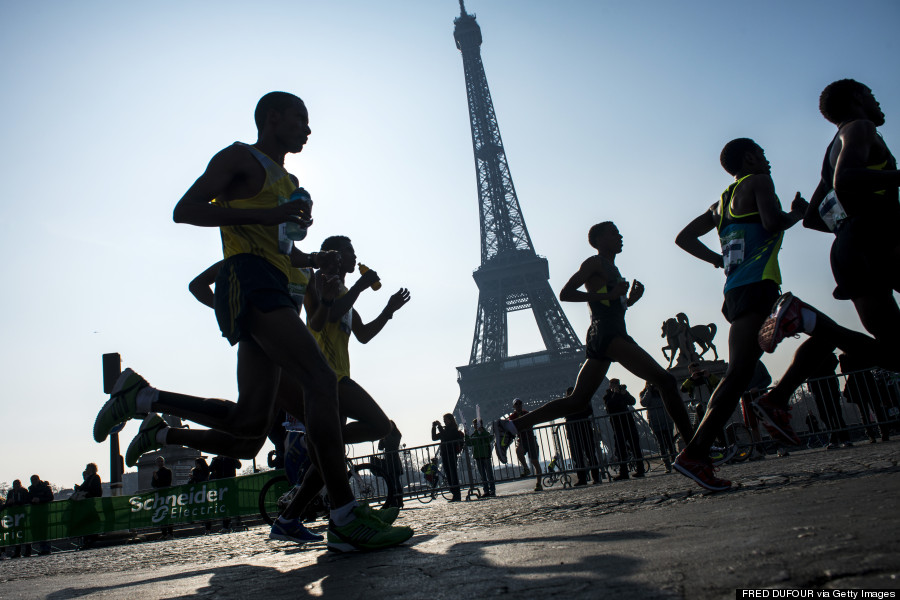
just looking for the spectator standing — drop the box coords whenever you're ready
[151,456,174,539]
[73,463,102,549]
[564,387,602,485]
[640,383,676,473]
[604,379,645,480]
[378,421,404,508]
[807,353,851,449]
[209,456,242,532]
[4,480,31,557]
[188,458,212,533]
[841,355,891,443]
[28,475,54,555]
[466,419,496,497]
[509,399,544,491]
[431,414,463,502]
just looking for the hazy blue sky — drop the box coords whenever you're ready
[1,0,898,488]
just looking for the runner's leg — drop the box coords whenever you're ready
[510,358,611,430]
[604,337,694,443]
[337,378,391,444]
[245,306,352,508]
[684,313,763,459]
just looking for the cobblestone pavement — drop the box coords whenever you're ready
[1,442,898,599]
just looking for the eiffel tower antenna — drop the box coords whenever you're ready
[452,5,586,422]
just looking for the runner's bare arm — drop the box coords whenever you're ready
[188,261,223,309]
[307,271,340,332]
[675,207,724,269]
[559,257,627,303]
[352,288,411,344]
[803,178,832,233]
[173,145,308,227]
[753,176,807,233]
[835,120,900,195]
[328,268,380,322]
[626,280,644,307]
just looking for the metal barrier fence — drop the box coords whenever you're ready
[345,368,899,504]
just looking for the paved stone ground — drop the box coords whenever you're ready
[1,442,898,599]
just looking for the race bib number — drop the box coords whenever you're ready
[818,190,847,232]
[720,230,745,275]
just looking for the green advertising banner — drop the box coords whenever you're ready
[0,470,283,545]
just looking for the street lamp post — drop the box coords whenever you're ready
[102,353,125,496]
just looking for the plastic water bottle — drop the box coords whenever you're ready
[282,188,313,241]
[357,263,382,290]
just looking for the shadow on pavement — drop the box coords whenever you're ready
[45,531,672,599]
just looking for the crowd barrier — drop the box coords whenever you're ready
[346,367,899,504]
[0,471,281,545]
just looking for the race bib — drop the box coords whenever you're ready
[818,190,847,232]
[720,230,745,275]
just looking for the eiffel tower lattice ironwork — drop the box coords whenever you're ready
[452,2,586,424]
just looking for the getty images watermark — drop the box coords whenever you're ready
[738,591,897,598]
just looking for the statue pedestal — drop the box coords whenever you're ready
[667,359,727,382]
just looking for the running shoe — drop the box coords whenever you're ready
[758,292,806,353]
[326,505,414,553]
[493,419,516,464]
[374,505,400,525]
[710,444,738,466]
[269,518,324,544]
[752,395,801,446]
[672,451,732,492]
[93,368,149,443]
[534,482,543,492]
[125,414,167,467]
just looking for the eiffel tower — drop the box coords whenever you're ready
[452,2,587,424]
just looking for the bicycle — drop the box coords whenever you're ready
[415,470,457,503]
[541,454,573,488]
[258,429,388,524]
[724,422,754,463]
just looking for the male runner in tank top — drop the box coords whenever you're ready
[92,92,411,552]
[273,235,411,539]
[493,222,695,464]
[675,138,808,491]
[751,80,900,446]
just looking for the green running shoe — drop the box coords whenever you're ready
[93,368,149,443]
[327,504,413,553]
[125,414,167,467]
[373,505,400,525]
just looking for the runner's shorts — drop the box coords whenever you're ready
[721,280,780,324]
[830,216,900,301]
[214,254,298,346]
[585,319,634,360]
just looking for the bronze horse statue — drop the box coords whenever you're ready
[661,313,718,367]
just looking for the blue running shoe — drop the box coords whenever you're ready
[269,518,324,544]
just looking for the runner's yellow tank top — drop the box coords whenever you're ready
[311,286,352,380]
[215,142,297,278]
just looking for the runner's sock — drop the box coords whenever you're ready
[330,500,360,527]
[155,426,169,445]
[136,387,159,414]
[801,307,817,333]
